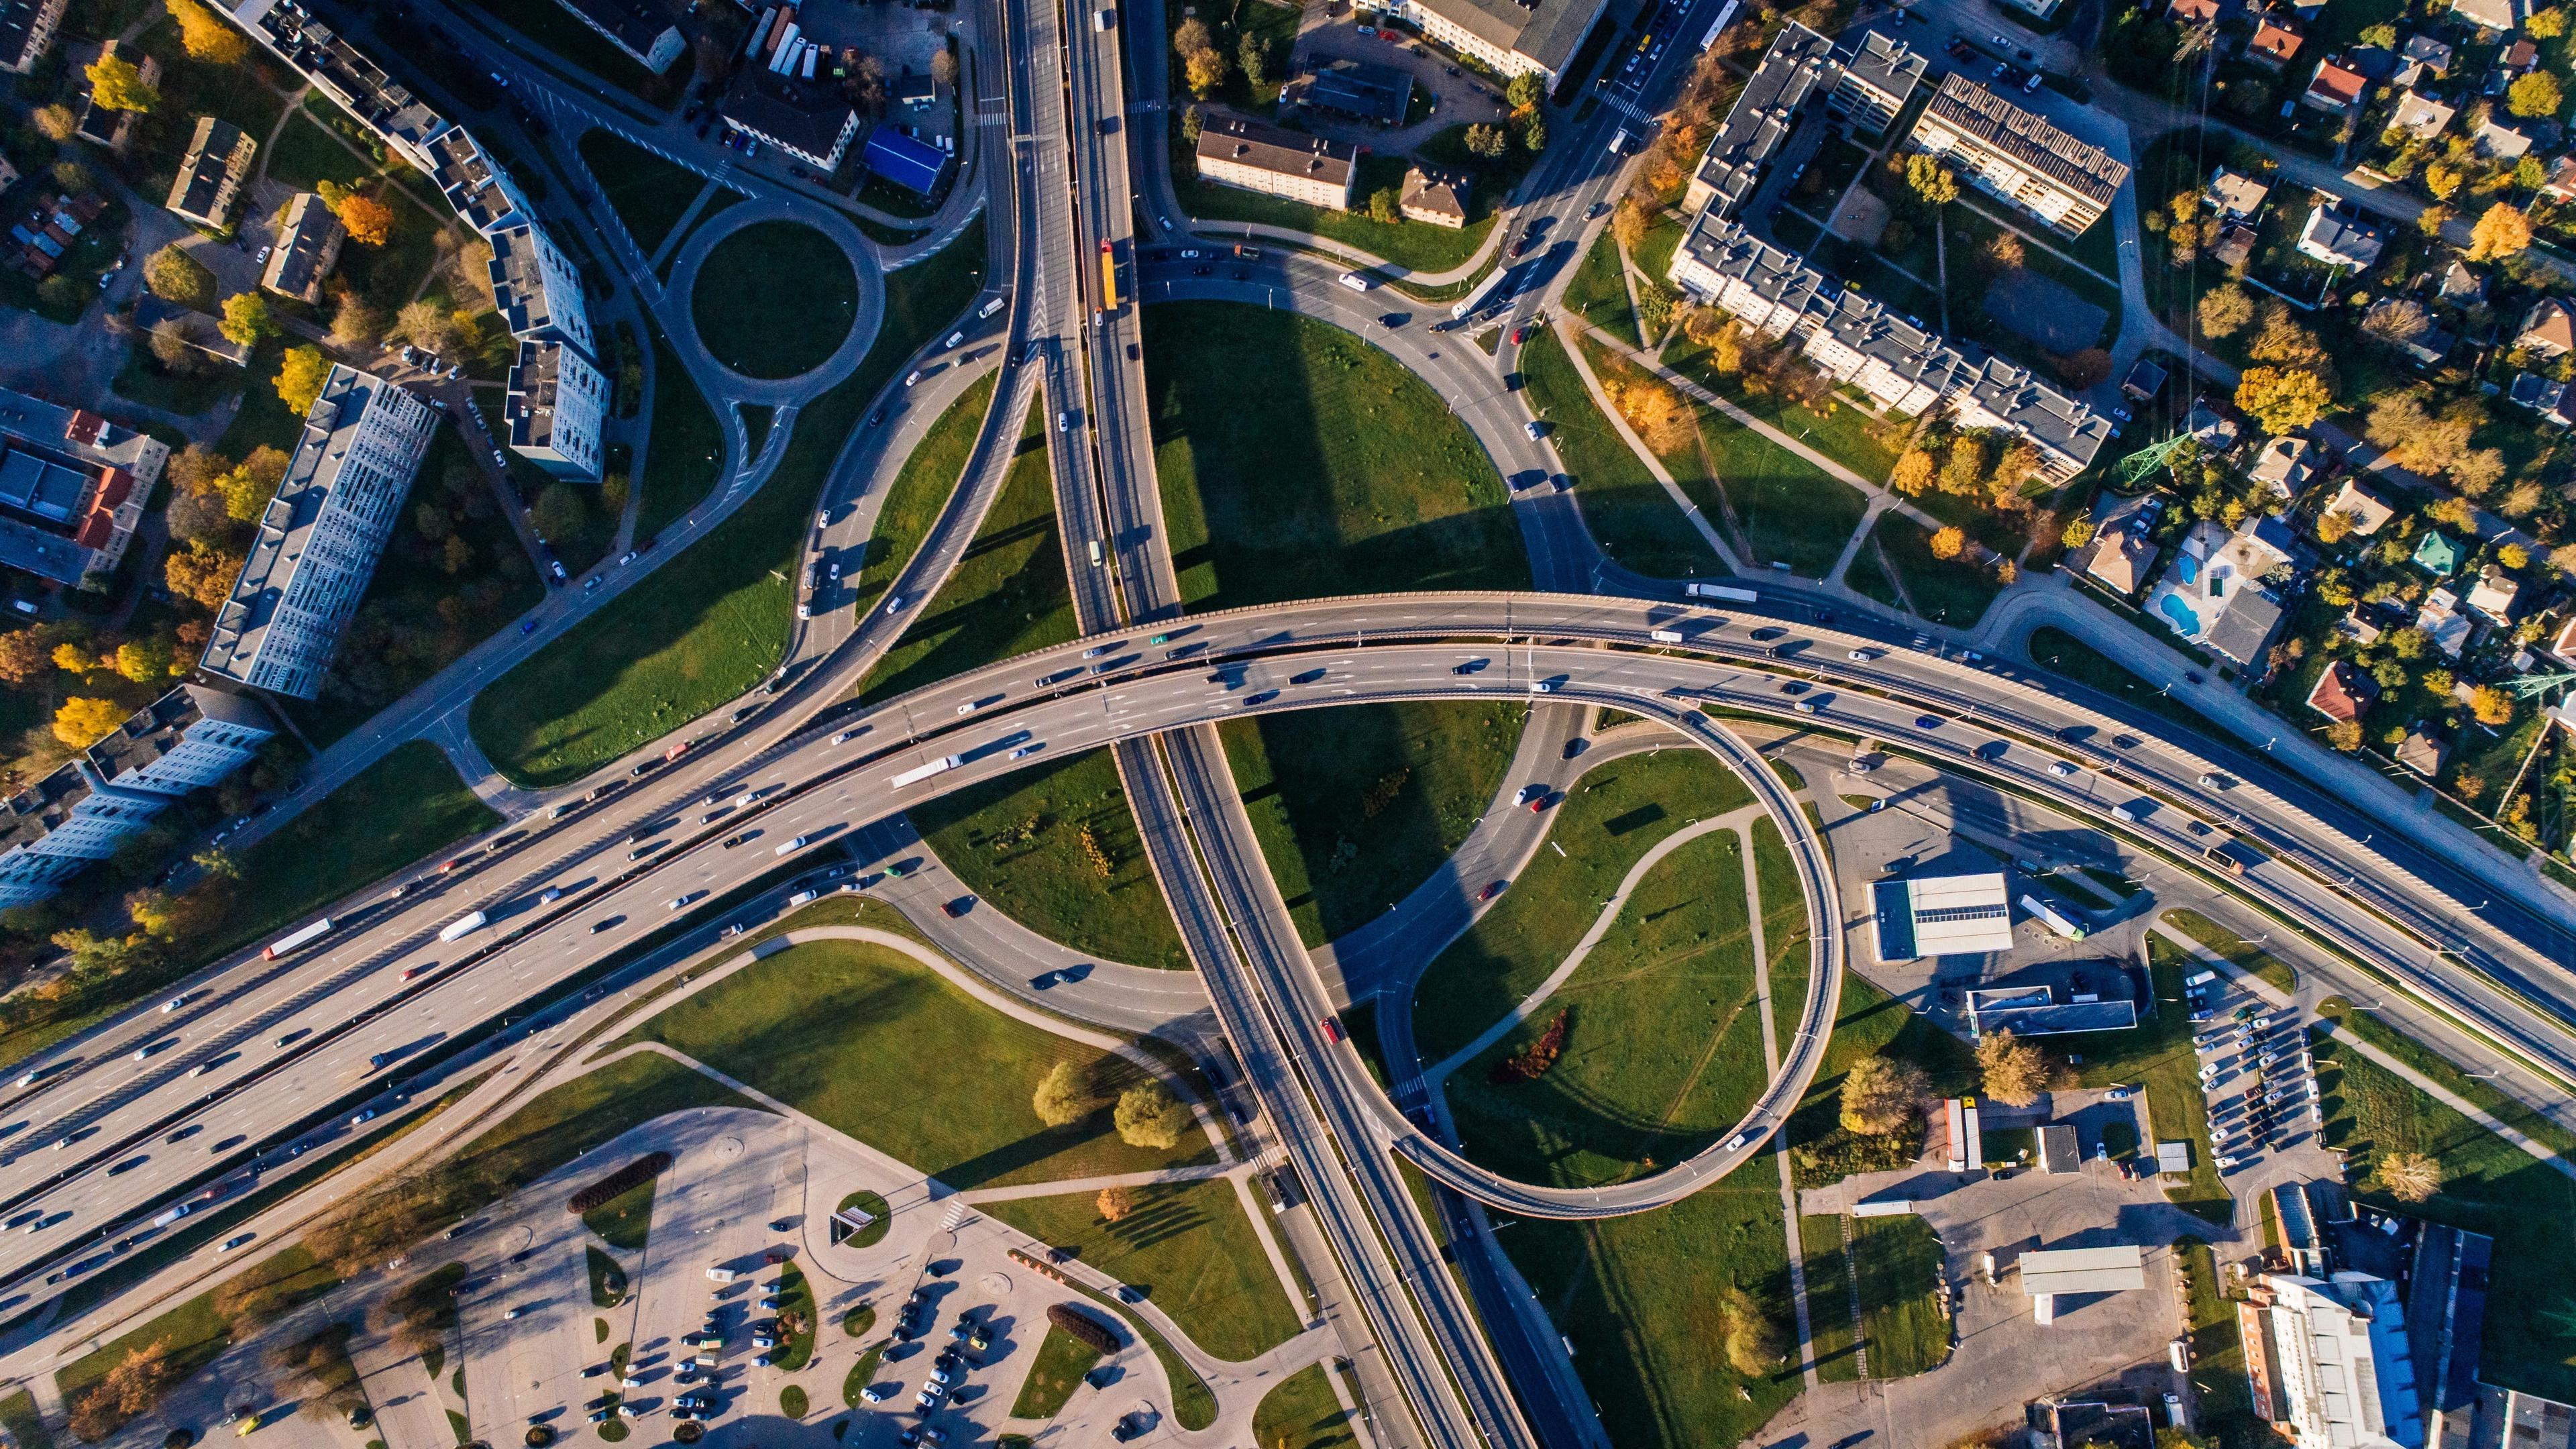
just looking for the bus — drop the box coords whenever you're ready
[1097,238,1122,313]
[1699,0,1740,48]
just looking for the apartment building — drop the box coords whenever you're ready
[427,126,537,237]
[550,0,684,73]
[246,0,447,171]
[1375,0,1609,83]
[1905,72,2129,235]
[722,79,861,170]
[1667,213,2110,476]
[504,339,608,483]
[261,191,345,305]
[0,0,65,73]
[166,117,258,229]
[72,38,154,153]
[488,221,596,360]
[1193,114,1358,211]
[199,366,439,700]
[0,386,165,587]
[0,685,277,909]
[1685,23,1926,217]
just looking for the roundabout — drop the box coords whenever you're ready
[663,205,890,401]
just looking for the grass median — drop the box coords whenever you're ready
[2161,908,2298,996]
[580,130,707,256]
[1144,302,1527,610]
[982,1179,1302,1362]
[636,327,725,541]
[1517,327,1721,579]
[1847,512,2003,628]
[1251,1364,1357,1449]
[848,372,998,619]
[1010,1325,1102,1418]
[470,221,986,786]
[615,936,1211,1188]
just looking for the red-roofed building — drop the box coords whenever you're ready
[2306,660,2379,724]
[2249,13,2305,70]
[2301,59,2367,113]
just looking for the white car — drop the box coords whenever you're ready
[904,370,924,387]
[1846,648,1876,661]
[1008,745,1037,760]
[2214,1155,2241,1169]
[219,1232,256,1252]
[1514,784,1544,806]
[886,594,908,614]
[945,331,964,348]
[2049,761,2078,777]
[541,887,564,904]
[833,730,861,744]
[861,1387,891,1405]
[957,700,982,715]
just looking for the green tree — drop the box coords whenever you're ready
[143,245,214,310]
[1032,1061,1086,1126]
[1368,186,1400,224]
[1505,73,1543,111]
[218,292,276,349]
[530,483,589,544]
[2509,69,2563,119]
[1236,32,1268,86]
[1464,123,1507,158]
[1112,1081,1190,1149]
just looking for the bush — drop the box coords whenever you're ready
[566,1152,672,1214]
[1046,1302,1119,1354]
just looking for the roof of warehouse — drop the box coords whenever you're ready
[1904,873,2016,957]
[2021,1246,2149,1295]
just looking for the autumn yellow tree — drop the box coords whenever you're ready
[1976,1029,2047,1107]
[85,52,159,112]
[2235,367,2332,433]
[275,346,329,416]
[1114,1081,1189,1149]
[2471,685,2514,727]
[2378,1151,2442,1203]
[1928,525,1967,560]
[1888,449,1935,496]
[53,697,125,749]
[1032,1061,1086,1126]
[1612,377,1694,453]
[1095,1185,1134,1222]
[2469,202,2532,262]
[168,0,248,64]
[335,193,395,248]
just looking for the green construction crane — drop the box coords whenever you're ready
[2116,432,2196,487]
[2506,670,2576,701]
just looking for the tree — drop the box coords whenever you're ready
[32,102,76,142]
[148,318,198,372]
[2510,69,2563,119]
[1720,1285,1786,1376]
[2235,367,2331,433]
[2500,541,2531,570]
[168,0,248,64]
[86,52,160,113]
[930,47,959,87]
[1928,525,1967,560]
[0,629,51,686]
[219,292,275,349]
[1236,32,1267,86]
[329,295,385,349]
[68,1338,178,1442]
[1183,45,1229,97]
[1113,1081,1190,1149]
[2534,5,2569,34]
[113,637,176,684]
[1904,153,1957,205]
[1179,104,1203,146]
[1940,433,1989,496]
[2424,162,2465,199]
[54,697,125,749]
[52,159,93,195]
[1975,1029,2047,1107]
[1838,1053,1929,1135]
[1611,199,1650,250]
[1506,72,1544,111]
[2322,718,2362,753]
[1173,17,1214,56]
[335,193,395,248]
[219,447,288,522]
[144,245,214,310]
[2471,685,2514,727]
[1465,123,1508,158]
[2061,517,2096,550]
[531,484,588,544]
[1368,186,1400,224]
[2315,507,2356,545]
[2469,202,2533,262]
[1095,1185,1134,1222]
[2416,203,2453,238]
[1611,377,1693,453]
[395,299,461,358]
[2362,297,2430,345]
[2378,1150,2443,1202]
[275,346,329,417]
[1888,449,1935,496]
[1521,118,1546,152]
[1032,1061,1086,1126]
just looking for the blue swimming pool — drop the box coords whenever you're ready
[2157,593,2202,636]
[2176,555,2201,586]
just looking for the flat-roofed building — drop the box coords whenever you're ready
[1872,871,2015,961]
[1377,0,1610,82]
[549,0,684,72]
[427,126,535,237]
[1193,113,1358,211]
[260,191,345,304]
[166,116,257,229]
[1905,73,2128,235]
[242,0,447,170]
[505,339,608,482]
[722,79,861,170]
[2249,1274,2426,1449]
[2021,1245,2149,1295]
[0,0,66,73]
[1967,984,2140,1036]
[1684,23,1837,218]
[1835,28,1927,133]
[0,387,165,586]
[488,221,595,360]
[199,366,439,700]
[1284,59,1414,125]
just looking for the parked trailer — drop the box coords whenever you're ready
[263,918,335,961]
[1686,582,1759,603]
[2019,893,2090,941]
[1449,266,1511,320]
[1943,1097,1967,1172]
[437,910,488,943]
[888,755,964,789]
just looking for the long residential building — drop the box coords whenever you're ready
[489,221,596,362]
[0,686,278,909]
[1193,113,1359,211]
[1375,0,1609,82]
[426,125,536,236]
[549,0,685,73]
[1906,72,2129,236]
[166,117,257,229]
[1667,212,2110,476]
[1686,23,1927,217]
[0,0,66,74]
[504,339,609,482]
[199,366,439,700]
[0,386,164,586]
[239,0,446,171]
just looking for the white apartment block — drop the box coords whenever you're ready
[0,0,67,74]
[505,339,609,482]
[550,0,685,73]
[489,222,596,360]
[1194,115,1358,211]
[1375,0,1607,82]
[199,366,439,700]
[1906,72,2129,236]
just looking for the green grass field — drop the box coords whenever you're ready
[0,1390,50,1449]
[1803,1214,1860,1382]
[1172,156,1498,275]
[860,398,1072,698]
[1848,1214,1950,1377]
[1446,829,1761,1188]
[636,328,724,541]
[910,747,1190,971]
[266,107,380,193]
[1849,513,2003,627]
[1565,231,1636,343]
[580,1178,656,1254]
[469,221,986,786]
[2026,627,2219,745]
[1783,973,1978,1188]
[1144,303,1528,610]
[616,937,1210,1187]
[2178,1238,2267,1449]
[692,222,859,380]
[1009,1325,1102,1418]
[1410,750,1753,1065]
[579,131,707,257]
[1501,1169,1801,1449]
[2055,942,2231,1222]
[1218,702,1525,947]
[1250,1365,1357,1449]
[1750,817,1811,1051]
[2161,909,2297,996]
[1519,328,1721,580]
[1692,403,1870,578]
[2314,1029,2576,1397]
[849,373,998,618]
[981,1180,1303,1362]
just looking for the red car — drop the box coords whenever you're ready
[1321,1017,1344,1044]
[1477,881,1507,902]
[1510,324,1534,345]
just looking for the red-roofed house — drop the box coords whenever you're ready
[2169,0,2220,21]
[2249,13,2305,70]
[2302,59,2367,113]
[2306,660,2379,724]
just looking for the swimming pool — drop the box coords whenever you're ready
[2157,593,2202,637]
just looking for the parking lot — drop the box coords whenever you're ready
[2187,972,2324,1175]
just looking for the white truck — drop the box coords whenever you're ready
[888,755,963,788]
[1685,582,1759,603]
[436,911,486,943]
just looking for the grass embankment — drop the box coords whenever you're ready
[2161,909,2297,996]
[1689,398,1870,578]
[2050,941,2232,1222]
[470,221,986,786]
[2026,627,2215,744]
[582,1178,656,1253]
[2178,1238,2267,1449]
[1564,231,1637,342]
[587,1244,627,1306]
[579,130,707,256]
[616,938,1210,1188]
[57,1247,339,1431]
[1783,973,1978,1187]
[2313,1021,2576,1397]
[1751,817,1812,1051]
[1517,327,1721,579]
[635,329,725,541]
[1446,828,1762,1189]
[1010,1326,1102,1418]
[910,749,1190,970]
[860,399,1072,698]
[0,1390,49,1449]
[1219,702,1525,947]
[983,1180,1301,1362]
[1410,750,1753,1065]
[1250,1365,1358,1449]
[847,372,998,622]
[1144,303,1528,610]
[1847,1214,1949,1378]
[1845,512,2003,628]
[1803,1214,1860,1382]
[692,221,861,380]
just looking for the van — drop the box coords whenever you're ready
[706,1267,739,1283]
[1608,127,1632,154]
[1087,539,1104,568]
[788,889,820,907]
[1337,272,1373,292]
[1095,7,1113,27]
[1649,629,1683,643]
[2111,801,2145,824]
